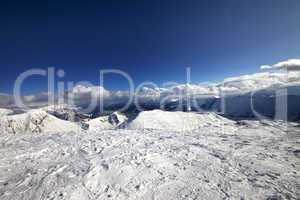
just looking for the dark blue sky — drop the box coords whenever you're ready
[0,0,300,94]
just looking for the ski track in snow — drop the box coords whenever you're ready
[0,120,299,199]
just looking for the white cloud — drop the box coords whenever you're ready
[260,65,272,69]
[71,85,110,97]
[261,59,300,71]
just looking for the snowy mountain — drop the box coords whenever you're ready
[86,111,128,130]
[128,110,236,133]
[0,109,80,134]
[0,59,299,121]
[91,71,300,121]
[206,84,300,121]
[41,104,90,122]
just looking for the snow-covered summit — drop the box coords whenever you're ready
[0,109,80,134]
[39,104,88,122]
[86,111,128,130]
[128,110,234,132]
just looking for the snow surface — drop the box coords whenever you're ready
[0,110,299,199]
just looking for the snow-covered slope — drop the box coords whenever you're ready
[0,109,80,134]
[128,110,235,132]
[0,119,298,200]
[0,108,13,117]
[86,112,127,130]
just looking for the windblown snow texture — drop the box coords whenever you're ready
[0,110,299,200]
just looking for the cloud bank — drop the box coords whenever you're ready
[0,59,300,109]
[261,59,300,71]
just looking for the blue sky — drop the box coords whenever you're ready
[0,0,300,94]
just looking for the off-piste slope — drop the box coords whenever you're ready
[128,110,235,133]
[0,119,298,200]
[0,109,80,134]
